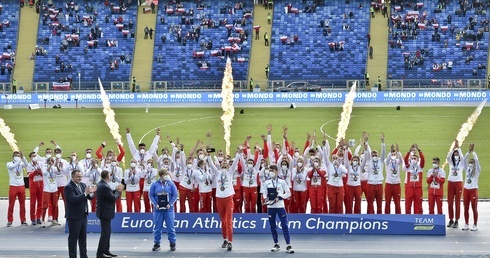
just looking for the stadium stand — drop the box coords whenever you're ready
[0,2,20,83]
[268,0,370,87]
[32,1,137,88]
[387,0,489,87]
[151,0,253,89]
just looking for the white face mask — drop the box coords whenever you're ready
[86,153,92,159]
[162,154,168,159]
[468,164,474,169]
[218,157,224,161]
[297,162,303,167]
[71,156,77,161]
[147,163,153,168]
[247,163,253,168]
[198,154,205,160]
[163,175,171,181]
[281,165,288,170]
[391,155,396,160]
[221,168,228,172]
[294,152,300,157]
[454,156,460,161]
[333,160,339,166]
[139,149,145,155]
[411,160,418,165]
[111,162,117,167]
[186,164,192,169]
[264,169,270,175]
[269,171,276,178]
[313,162,319,168]
[55,153,62,159]
[432,163,438,168]
[372,157,379,162]
[45,154,52,158]
[31,156,38,162]
[353,161,358,166]
[13,156,21,162]
[130,162,136,168]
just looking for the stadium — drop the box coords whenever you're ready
[0,0,489,257]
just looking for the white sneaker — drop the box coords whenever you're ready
[462,224,470,231]
[51,220,60,226]
[470,225,478,231]
[48,216,52,222]
[41,221,46,228]
[271,244,280,252]
[286,245,295,254]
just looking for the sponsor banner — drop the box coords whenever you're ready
[1,91,488,104]
[74,213,445,235]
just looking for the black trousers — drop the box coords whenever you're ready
[67,218,88,258]
[97,218,112,256]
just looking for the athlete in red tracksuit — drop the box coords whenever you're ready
[26,152,44,225]
[426,157,446,215]
[306,158,326,214]
[403,146,425,214]
[462,144,480,231]
[363,137,386,215]
[446,144,464,228]
[384,146,403,214]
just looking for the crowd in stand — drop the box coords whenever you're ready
[6,125,482,231]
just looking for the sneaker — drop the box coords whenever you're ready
[51,220,60,226]
[170,242,176,251]
[271,244,280,252]
[48,216,52,222]
[286,245,295,254]
[470,225,478,231]
[21,221,28,226]
[41,221,46,228]
[6,222,12,227]
[36,219,42,225]
[152,243,161,251]
[452,221,459,228]
[221,240,228,248]
[227,242,232,251]
[31,221,36,226]
[462,224,470,231]
[447,220,454,228]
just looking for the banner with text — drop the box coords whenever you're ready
[77,213,445,235]
[1,91,488,104]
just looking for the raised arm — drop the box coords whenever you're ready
[147,129,161,156]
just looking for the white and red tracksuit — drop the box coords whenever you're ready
[326,163,347,214]
[363,143,386,214]
[241,161,260,213]
[277,155,294,213]
[232,164,243,213]
[179,166,198,213]
[124,168,141,212]
[345,164,362,214]
[42,165,59,222]
[291,166,308,213]
[427,167,446,214]
[7,158,28,224]
[384,153,403,214]
[463,152,480,227]
[197,167,214,213]
[27,161,44,222]
[446,148,464,222]
[306,168,326,214]
[403,159,425,214]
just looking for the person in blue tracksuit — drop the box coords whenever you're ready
[149,168,178,252]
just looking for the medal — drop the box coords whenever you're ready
[131,180,135,185]
[412,174,417,180]
[205,180,209,186]
[220,186,225,191]
[296,178,301,184]
[453,171,458,176]
[249,179,253,185]
[467,179,472,184]
[373,170,378,175]
[313,178,318,183]
[334,173,338,178]
[353,176,358,181]
[147,178,152,184]
[187,179,191,185]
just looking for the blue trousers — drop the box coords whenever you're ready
[153,210,176,245]
[268,207,290,245]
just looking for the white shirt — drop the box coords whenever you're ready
[7,158,28,186]
[126,133,160,165]
[85,167,102,186]
[261,177,291,208]
[326,164,347,187]
[124,168,141,192]
[78,158,94,184]
[196,167,213,193]
[26,161,44,184]
[42,165,59,193]
[292,167,308,191]
[464,152,481,189]
[141,167,157,191]
[208,153,240,198]
[346,164,362,187]
[384,153,403,184]
[106,165,123,190]
[446,148,464,182]
[364,143,386,185]
[180,167,198,190]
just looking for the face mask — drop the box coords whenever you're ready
[411,160,418,165]
[130,162,136,168]
[333,160,339,166]
[162,154,168,159]
[372,157,378,162]
[86,153,92,159]
[111,162,117,167]
[163,175,171,181]
[264,169,270,174]
[13,156,21,162]
[71,156,77,161]
[282,165,288,170]
[32,156,38,162]
[221,168,228,172]
[186,164,192,169]
[391,155,396,160]
[468,164,474,169]
[410,151,416,156]
[294,152,300,157]
[139,149,145,155]
[269,171,276,178]
[198,154,205,160]
[147,163,153,168]
[353,161,358,166]
[297,162,303,167]
[45,154,52,158]
[247,163,253,168]
[432,163,438,168]
[218,157,224,161]
[313,162,319,167]
[454,156,460,161]
[55,154,62,159]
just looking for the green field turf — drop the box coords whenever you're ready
[0,106,488,198]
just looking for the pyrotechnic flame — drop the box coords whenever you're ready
[336,82,357,145]
[220,58,235,155]
[442,99,486,169]
[0,118,18,151]
[98,78,125,166]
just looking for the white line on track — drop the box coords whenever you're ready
[138,116,219,143]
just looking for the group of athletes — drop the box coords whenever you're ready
[6,124,481,251]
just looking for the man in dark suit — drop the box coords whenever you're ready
[96,170,123,258]
[65,169,96,258]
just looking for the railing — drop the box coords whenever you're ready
[1,78,487,94]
